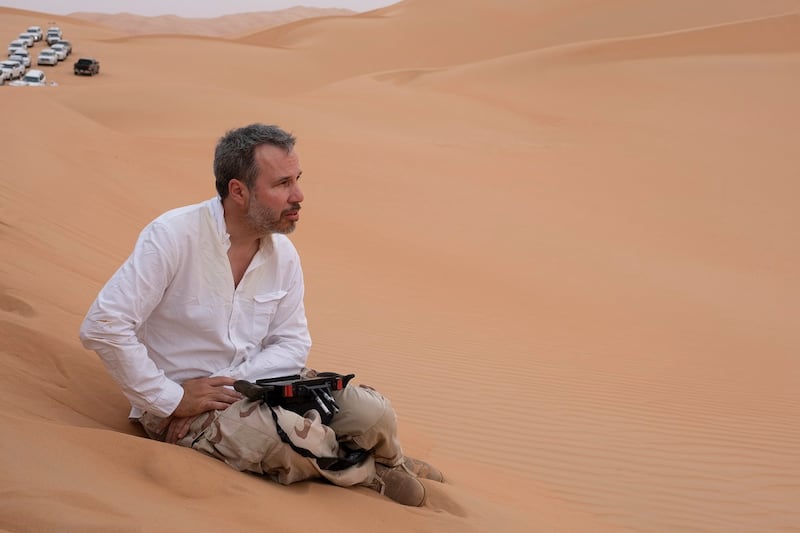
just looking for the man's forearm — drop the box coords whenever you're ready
[80,319,184,417]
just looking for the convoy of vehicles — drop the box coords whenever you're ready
[3,23,100,86]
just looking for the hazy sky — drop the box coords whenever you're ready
[1,0,399,17]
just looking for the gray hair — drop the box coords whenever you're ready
[214,124,296,199]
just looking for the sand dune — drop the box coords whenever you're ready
[531,10,800,65]
[241,0,800,62]
[1,1,799,532]
[69,8,356,38]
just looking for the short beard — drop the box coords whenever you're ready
[247,199,297,236]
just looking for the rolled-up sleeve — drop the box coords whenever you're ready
[79,221,184,417]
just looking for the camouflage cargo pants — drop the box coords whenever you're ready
[138,383,404,487]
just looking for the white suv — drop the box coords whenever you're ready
[0,60,24,80]
[8,40,27,56]
[26,26,43,41]
[10,51,30,68]
[17,33,35,47]
[51,44,68,61]
[10,69,46,86]
[37,49,58,66]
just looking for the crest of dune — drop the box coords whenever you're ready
[1,1,798,531]
[68,7,357,38]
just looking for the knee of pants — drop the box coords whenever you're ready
[191,401,287,474]
[330,384,398,439]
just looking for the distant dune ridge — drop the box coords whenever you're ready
[1,1,799,532]
[69,7,356,37]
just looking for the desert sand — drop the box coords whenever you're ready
[1,1,799,531]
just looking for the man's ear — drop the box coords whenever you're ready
[228,179,249,206]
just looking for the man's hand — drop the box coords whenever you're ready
[166,416,195,444]
[165,376,243,444]
[173,376,242,418]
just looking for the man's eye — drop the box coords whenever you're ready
[277,176,299,187]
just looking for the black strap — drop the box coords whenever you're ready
[268,406,368,471]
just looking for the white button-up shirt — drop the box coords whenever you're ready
[80,197,311,418]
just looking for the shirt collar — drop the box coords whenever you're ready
[207,196,274,255]
[208,196,231,249]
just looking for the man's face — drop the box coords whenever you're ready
[246,144,304,235]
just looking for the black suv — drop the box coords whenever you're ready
[74,57,99,76]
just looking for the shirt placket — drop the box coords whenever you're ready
[227,251,266,367]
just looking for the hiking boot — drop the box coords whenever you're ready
[403,456,445,482]
[365,463,426,506]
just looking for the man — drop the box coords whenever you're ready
[80,124,442,506]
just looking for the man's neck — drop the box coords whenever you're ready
[222,200,261,250]
[222,204,263,287]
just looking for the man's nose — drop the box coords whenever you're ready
[289,182,304,204]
